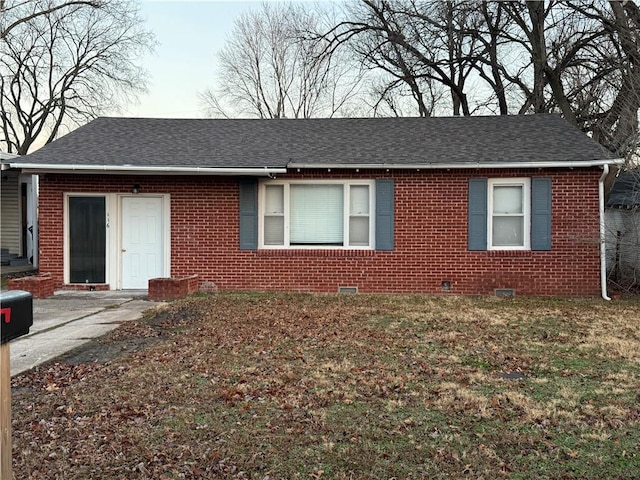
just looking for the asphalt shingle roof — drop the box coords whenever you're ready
[16,114,614,169]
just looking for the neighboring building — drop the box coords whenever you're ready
[605,171,640,287]
[7,114,623,296]
[1,152,38,268]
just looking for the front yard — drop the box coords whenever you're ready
[11,294,640,479]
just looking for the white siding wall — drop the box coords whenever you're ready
[1,171,20,254]
[605,208,640,279]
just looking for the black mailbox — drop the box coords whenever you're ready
[1,290,33,344]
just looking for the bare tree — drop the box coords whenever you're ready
[0,0,103,39]
[324,0,513,117]
[364,72,443,117]
[201,2,362,119]
[494,1,640,160]
[590,1,640,160]
[0,0,155,154]
[340,0,445,117]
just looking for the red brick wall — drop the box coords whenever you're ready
[37,168,603,296]
[148,275,200,301]
[8,273,55,298]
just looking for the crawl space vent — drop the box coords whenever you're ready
[338,286,358,294]
[495,288,515,298]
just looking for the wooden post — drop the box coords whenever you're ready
[0,342,11,479]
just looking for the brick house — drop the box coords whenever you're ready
[8,114,622,297]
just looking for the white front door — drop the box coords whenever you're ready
[122,196,164,289]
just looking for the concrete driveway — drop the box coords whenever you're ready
[7,290,160,377]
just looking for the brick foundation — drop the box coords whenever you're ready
[148,275,200,301]
[8,273,55,299]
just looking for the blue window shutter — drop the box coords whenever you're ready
[531,177,552,251]
[239,179,258,250]
[468,179,488,251]
[375,179,394,251]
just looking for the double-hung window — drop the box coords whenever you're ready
[468,177,551,252]
[488,178,531,250]
[260,180,374,248]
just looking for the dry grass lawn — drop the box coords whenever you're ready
[10,293,640,479]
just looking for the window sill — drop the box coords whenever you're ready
[257,249,376,257]
[487,250,533,257]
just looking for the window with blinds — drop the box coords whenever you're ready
[264,185,285,245]
[487,178,531,250]
[260,181,374,248]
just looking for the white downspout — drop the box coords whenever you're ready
[599,164,611,300]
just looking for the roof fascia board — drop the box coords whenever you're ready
[10,164,287,176]
[288,159,625,170]
[10,158,625,174]
[1,152,19,169]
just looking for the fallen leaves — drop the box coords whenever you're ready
[9,293,640,479]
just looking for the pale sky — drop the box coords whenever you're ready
[122,1,264,118]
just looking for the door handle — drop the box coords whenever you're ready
[121,248,127,252]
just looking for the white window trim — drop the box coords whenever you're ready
[487,178,531,251]
[258,179,376,249]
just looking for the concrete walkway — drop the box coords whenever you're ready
[8,290,160,377]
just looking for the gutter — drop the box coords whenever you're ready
[599,164,611,301]
[288,159,625,170]
[8,164,288,176]
[11,158,625,174]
